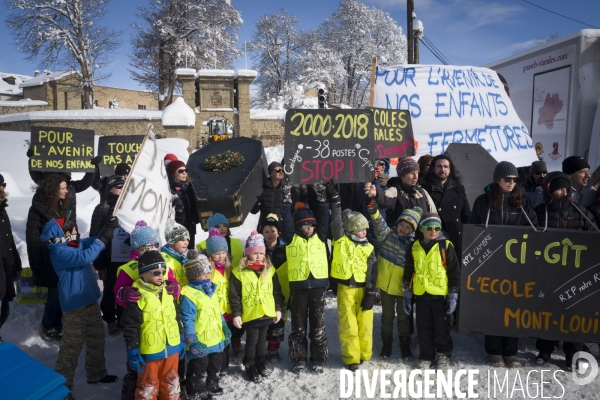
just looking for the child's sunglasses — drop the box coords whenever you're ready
[150,269,167,277]
[421,226,441,232]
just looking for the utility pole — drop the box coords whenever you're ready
[414,19,424,64]
[407,0,414,64]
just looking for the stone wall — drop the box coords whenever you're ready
[0,104,47,115]
[0,118,166,137]
[250,118,284,146]
[94,86,158,110]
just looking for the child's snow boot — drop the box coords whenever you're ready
[436,353,451,369]
[415,359,432,369]
[87,374,118,384]
[535,352,550,365]
[256,356,273,377]
[379,336,393,359]
[243,358,262,383]
[267,340,281,364]
[489,355,505,367]
[399,336,413,361]
[503,356,522,368]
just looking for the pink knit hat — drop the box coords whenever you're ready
[245,231,266,255]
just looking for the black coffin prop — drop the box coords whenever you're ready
[187,137,268,230]
[445,143,497,207]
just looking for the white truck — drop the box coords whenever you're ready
[485,29,600,172]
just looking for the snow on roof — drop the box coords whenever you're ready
[175,68,196,77]
[0,99,48,107]
[0,109,163,123]
[19,70,78,88]
[195,69,235,78]
[235,69,257,78]
[0,72,33,96]
[330,103,352,109]
[162,97,196,128]
[250,109,287,120]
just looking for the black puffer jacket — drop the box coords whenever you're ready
[469,184,538,228]
[90,193,122,270]
[251,178,283,221]
[25,189,76,288]
[170,179,199,244]
[0,199,22,301]
[535,172,599,231]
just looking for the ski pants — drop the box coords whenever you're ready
[337,284,373,365]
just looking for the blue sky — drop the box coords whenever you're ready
[0,0,598,91]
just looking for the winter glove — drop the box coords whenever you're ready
[165,280,181,298]
[178,342,186,359]
[189,341,208,358]
[314,181,327,203]
[105,216,119,230]
[98,216,119,246]
[281,177,292,205]
[365,197,378,214]
[274,310,282,324]
[118,286,141,303]
[90,156,102,166]
[13,270,21,281]
[222,319,232,347]
[361,291,376,311]
[171,195,184,212]
[127,348,146,374]
[403,290,413,315]
[445,293,458,315]
[184,333,198,345]
[233,316,243,329]
[378,173,389,187]
[326,180,340,203]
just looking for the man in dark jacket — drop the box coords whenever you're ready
[421,155,471,257]
[251,161,285,222]
[519,160,547,208]
[533,171,599,371]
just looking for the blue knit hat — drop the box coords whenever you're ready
[207,213,229,229]
[130,220,159,250]
[293,204,316,228]
[206,227,229,256]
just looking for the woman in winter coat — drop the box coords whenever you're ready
[167,160,200,246]
[251,161,284,222]
[26,174,76,341]
[0,174,22,340]
[469,161,538,368]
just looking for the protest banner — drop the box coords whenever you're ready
[283,109,375,184]
[370,107,415,159]
[373,65,538,167]
[114,125,171,245]
[459,224,600,343]
[97,135,144,176]
[29,127,95,172]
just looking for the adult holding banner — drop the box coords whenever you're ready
[533,171,599,371]
[468,161,538,368]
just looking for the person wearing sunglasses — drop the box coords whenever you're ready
[519,160,547,208]
[402,213,460,370]
[251,161,286,224]
[121,250,184,399]
[469,161,538,368]
[166,159,200,246]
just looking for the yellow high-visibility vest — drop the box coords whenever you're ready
[286,234,328,282]
[331,235,373,282]
[180,286,224,347]
[231,266,276,323]
[411,241,450,296]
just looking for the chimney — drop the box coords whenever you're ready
[34,70,39,77]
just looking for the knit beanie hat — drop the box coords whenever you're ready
[268,161,283,175]
[166,160,186,177]
[207,213,229,229]
[531,161,547,174]
[562,156,590,175]
[419,212,442,228]
[138,250,166,274]
[293,204,316,227]
[396,206,423,231]
[396,156,419,177]
[342,209,369,233]
[164,153,178,166]
[114,163,131,176]
[165,219,190,245]
[184,250,212,281]
[205,227,229,256]
[245,231,266,255]
[130,220,159,250]
[259,213,279,232]
[548,175,571,194]
[106,175,125,191]
[493,161,518,183]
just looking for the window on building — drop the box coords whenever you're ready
[138,104,146,110]
[108,100,113,108]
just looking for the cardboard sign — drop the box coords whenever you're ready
[111,227,132,263]
[115,130,172,246]
[459,224,600,343]
[370,107,415,159]
[97,135,144,176]
[373,65,538,167]
[283,109,375,184]
[29,127,95,172]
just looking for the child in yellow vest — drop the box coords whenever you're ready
[197,213,244,268]
[402,213,460,370]
[229,231,285,383]
[180,251,231,399]
[329,184,377,371]
[204,227,237,374]
[121,251,185,400]
[161,219,190,289]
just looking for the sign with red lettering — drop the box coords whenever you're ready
[97,135,144,176]
[459,224,600,343]
[370,107,415,159]
[283,109,375,184]
[29,127,95,172]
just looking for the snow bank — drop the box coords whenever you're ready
[18,71,78,88]
[161,97,195,128]
[0,109,163,123]
[0,100,48,107]
[250,109,286,120]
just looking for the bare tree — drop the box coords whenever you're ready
[129,0,242,110]
[5,0,121,109]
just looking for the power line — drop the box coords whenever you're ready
[522,0,600,29]
[421,35,451,65]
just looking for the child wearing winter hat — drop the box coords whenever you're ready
[329,183,376,371]
[180,251,231,399]
[279,181,331,373]
[367,198,422,361]
[229,231,285,383]
[259,213,289,363]
[402,213,460,370]
[121,250,185,399]
[197,213,244,268]
[161,219,190,288]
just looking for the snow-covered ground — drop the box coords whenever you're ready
[0,130,598,399]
